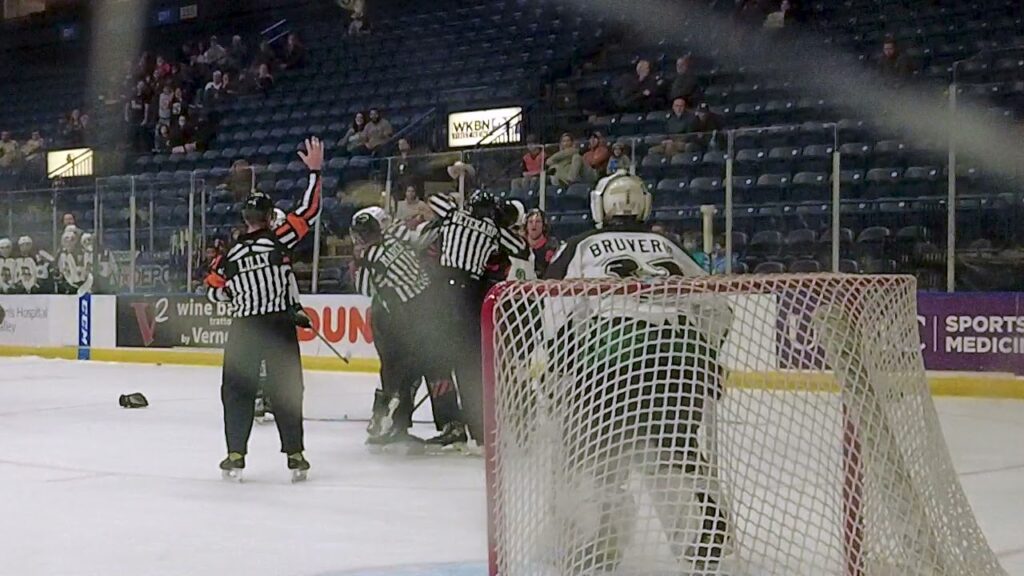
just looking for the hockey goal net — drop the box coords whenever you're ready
[481,274,1004,576]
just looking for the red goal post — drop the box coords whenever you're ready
[481,274,1004,576]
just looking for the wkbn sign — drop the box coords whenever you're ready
[447,107,523,148]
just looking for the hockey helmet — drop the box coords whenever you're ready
[469,189,497,219]
[17,236,32,250]
[590,171,652,229]
[242,191,274,225]
[272,208,288,229]
[61,226,81,250]
[0,238,10,258]
[81,232,94,253]
[351,206,391,244]
[497,199,526,230]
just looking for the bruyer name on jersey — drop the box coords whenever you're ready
[238,253,271,273]
[587,237,670,259]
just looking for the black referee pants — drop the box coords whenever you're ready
[439,269,487,442]
[222,312,304,455]
[371,291,461,431]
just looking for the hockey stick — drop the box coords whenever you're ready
[312,328,351,364]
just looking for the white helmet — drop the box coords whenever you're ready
[351,206,392,244]
[17,236,32,250]
[61,226,81,250]
[272,208,287,229]
[0,238,11,258]
[590,171,652,229]
[508,199,527,229]
[81,232,94,252]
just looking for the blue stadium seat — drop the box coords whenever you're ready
[734,149,766,176]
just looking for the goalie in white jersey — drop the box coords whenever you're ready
[541,172,734,573]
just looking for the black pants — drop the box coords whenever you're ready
[439,269,487,441]
[222,312,304,455]
[372,290,462,431]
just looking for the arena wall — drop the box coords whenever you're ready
[0,292,1021,398]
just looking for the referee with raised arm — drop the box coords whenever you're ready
[206,137,323,482]
[428,190,527,447]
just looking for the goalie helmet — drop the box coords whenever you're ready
[351,206,391,244]
[590,171,652,229]
[0,238,11,258]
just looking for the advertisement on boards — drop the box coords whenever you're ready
[114,294,377,359]
[0,295,54,346]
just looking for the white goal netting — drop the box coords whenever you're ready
[482,274,1005,576]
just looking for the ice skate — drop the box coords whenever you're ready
[425,421,468,454]
[219,452,245,482]
[376,428,426,456]
[287,452,310,483]
[365,389,388,440]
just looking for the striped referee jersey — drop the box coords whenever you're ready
[428,195,526,279]
[206,172,322,317]
[355,223,431,309]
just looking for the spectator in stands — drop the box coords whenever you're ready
[344,112,367,153]
[227,159,254,200]
[879,36,913,79]
[649,97,697,157]
[62,213,76,228]
[257,63,275,94]
[583,130,611,180]
[546,132,583,187]
[393,138,421,195]
[669,55,701,105]
[156,84,175,130]
[692,102,724,141]
[283,33,307,70]
[204,36,228,68]
[204,70,226,107]
[396,184,433,225]
[63,109,84,145]
[170,87,186,123]
[606,141,632,175]
[126,81,151,152]
[170,114,194,154]
[614,59,662,113]
[764,0,793,29]
[511,136,545,196]
[228,35,248,71]
[681,232,710,270]
[154,55,171,79]
[256,40,278,69]
[155,124,173,153]
[21,131,46,172]
[0,131,19,172]
[361,108,393,155]
[525,209,559,278]
[78,113,91,145]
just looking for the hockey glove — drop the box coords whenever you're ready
[291,306,313,329]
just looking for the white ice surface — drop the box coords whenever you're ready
[0,357,1022,576]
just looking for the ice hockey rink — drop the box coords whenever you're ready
[2,356,1024,576]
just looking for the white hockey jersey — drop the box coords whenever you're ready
[544,225,706,280]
